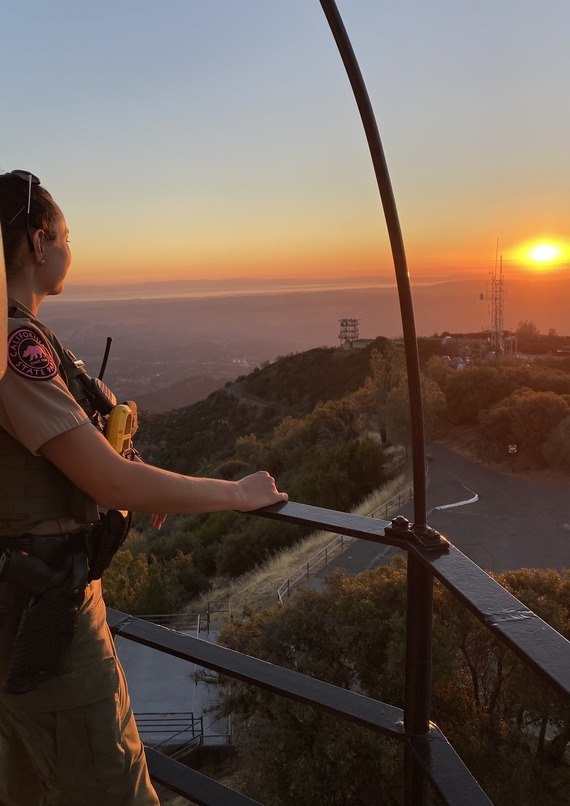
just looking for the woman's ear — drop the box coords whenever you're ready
[33,228,45,264]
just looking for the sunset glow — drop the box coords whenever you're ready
[509,239,570,272]
[3,2,570,301]
[529,243,560,263]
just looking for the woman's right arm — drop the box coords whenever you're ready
[40,422,287,514]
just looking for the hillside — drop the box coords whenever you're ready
[135,374,229,413]
[102,332,570,621]
[135,339,389,476]
[101,340,404,612]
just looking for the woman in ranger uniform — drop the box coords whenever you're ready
[0,170,288,806]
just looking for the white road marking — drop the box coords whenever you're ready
[432,484,479,511]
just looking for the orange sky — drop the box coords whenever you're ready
[67,225,570,286]
[4,2,569,290]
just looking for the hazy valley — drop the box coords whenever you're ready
[41,274,570,410]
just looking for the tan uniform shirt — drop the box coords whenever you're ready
[0,302,94,534]
[0,304,90,453]
[0,302,118,711]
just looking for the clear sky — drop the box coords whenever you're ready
[2,0,569,287]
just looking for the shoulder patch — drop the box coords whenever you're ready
[7,327,58,381]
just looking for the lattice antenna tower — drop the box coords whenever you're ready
[338,317,359,346]
[480,243,505,355]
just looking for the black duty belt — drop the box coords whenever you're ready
[0,532,87,566]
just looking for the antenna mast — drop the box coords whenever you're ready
[481,241,506,356]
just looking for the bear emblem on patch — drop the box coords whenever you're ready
[7,328,57,380]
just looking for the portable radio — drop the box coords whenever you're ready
[105,403,136,455]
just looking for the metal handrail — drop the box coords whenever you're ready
[108,500,570,806]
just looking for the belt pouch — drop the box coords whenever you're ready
[87,510,130,581]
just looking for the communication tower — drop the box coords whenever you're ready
[338,317,359,346]
[480,245,505,355]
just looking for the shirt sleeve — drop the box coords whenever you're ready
[0,322,91,455]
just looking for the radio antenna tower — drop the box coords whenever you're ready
[480,241,505,356]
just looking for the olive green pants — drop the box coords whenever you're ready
[0,655,159,806]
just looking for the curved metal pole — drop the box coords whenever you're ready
[318,0,427,527]
[0,230,6,379]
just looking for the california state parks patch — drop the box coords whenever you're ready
[7,328,57,380]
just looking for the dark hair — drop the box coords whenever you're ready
[0,172,59,272]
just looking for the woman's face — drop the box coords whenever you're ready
[41,206,72,296]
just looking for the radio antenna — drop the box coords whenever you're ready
[98,337,113,380]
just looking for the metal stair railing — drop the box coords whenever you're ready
[277,485,413,603]
[134,711,204,751]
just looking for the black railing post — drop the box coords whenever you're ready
[404,554,434,805]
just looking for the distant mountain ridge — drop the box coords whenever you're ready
[58,275,401,301]
[135,374,229,412]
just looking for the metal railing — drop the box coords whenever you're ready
[108,498,570,806]
[369,486,415,521]
[277,532,354,604]
[135,712,205,759]
[277,485,413,603]
[136,600,231,635]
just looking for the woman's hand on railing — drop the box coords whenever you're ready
[234,471,288,512]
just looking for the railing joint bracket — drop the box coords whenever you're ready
[385,515,449,552]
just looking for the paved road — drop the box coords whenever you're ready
[424,443,570,572]
[309,442,570,587]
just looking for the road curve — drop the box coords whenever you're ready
[311,442,570,584]
[423,443,570,573]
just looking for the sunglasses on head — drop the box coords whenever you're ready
[7,170,42,251]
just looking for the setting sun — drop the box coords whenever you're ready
[509,239,570,272]
[529,243,561,263]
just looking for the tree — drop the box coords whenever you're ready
[516,321,541,340]
[102,549,210,614]
[289,437,388,511]
[543,415,570,471]
[216,569,407,805]
[442,365,525,425]
[360,343,406,443]
[384,375,445,450]
[102,550,150,611]
[234,433,264,463]
[214,458,249,480]
[216,564,570,805]
[266,397,367,477]
[478,388,569,462]
[424,354,454,387]
[133,559,181,613]
[163,550,211,600]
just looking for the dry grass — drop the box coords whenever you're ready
[185,455,411,628]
